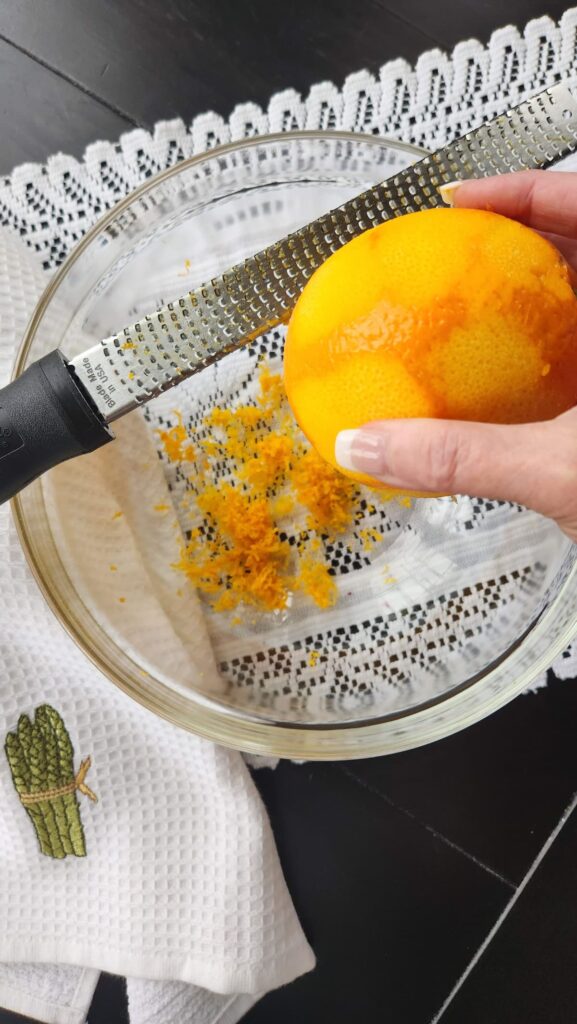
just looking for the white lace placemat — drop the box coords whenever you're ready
[3,6,577,703]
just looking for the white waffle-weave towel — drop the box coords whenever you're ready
[0,226,314,1020]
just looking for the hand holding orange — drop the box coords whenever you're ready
[284,192,577,500]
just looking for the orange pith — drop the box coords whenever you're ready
[284,207,577,493]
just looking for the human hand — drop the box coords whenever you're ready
[335,171,577,542]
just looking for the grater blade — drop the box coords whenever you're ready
[71,85,577,424]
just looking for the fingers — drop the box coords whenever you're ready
[332,169,577,533]
[443,170,577,239]
[335,413,577,538]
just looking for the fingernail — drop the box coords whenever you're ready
[335,429,388,476]
[438,180,463,206]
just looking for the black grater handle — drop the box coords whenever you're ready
[0,350,114,504]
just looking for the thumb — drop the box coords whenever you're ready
[335,413,577,534]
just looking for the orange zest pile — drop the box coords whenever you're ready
[156,414,196,463]
[159,360,364,618]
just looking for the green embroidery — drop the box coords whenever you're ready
[4,705,97,859]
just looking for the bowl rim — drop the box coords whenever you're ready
[12,129,426,374]
[11,129,577,759]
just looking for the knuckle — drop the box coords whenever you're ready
[421,426,467,493]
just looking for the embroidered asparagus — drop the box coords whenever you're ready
[5,721,53,857]
[4,705,97,859]
[36,705,75,856]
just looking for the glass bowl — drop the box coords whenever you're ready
[13,132,577,760]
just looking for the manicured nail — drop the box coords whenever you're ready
[438,180,463,206]
[335,429,387,476]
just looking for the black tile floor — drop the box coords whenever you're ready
[345,672,577,886]
[440,802,577,1024]
[245,676,577,1024]
[0,0,569,174]
[1,1,576,1022]
[247,762,512,1024]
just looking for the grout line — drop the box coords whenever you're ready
[0,32,141,128]
[413,819,515,889]
[429,789,577,1023]
[336,764,516,889]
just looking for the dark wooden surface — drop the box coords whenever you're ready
[0,2,576,1023]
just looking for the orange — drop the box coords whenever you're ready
[283,207,577,492]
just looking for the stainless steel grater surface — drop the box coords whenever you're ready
[71,85,577,424]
